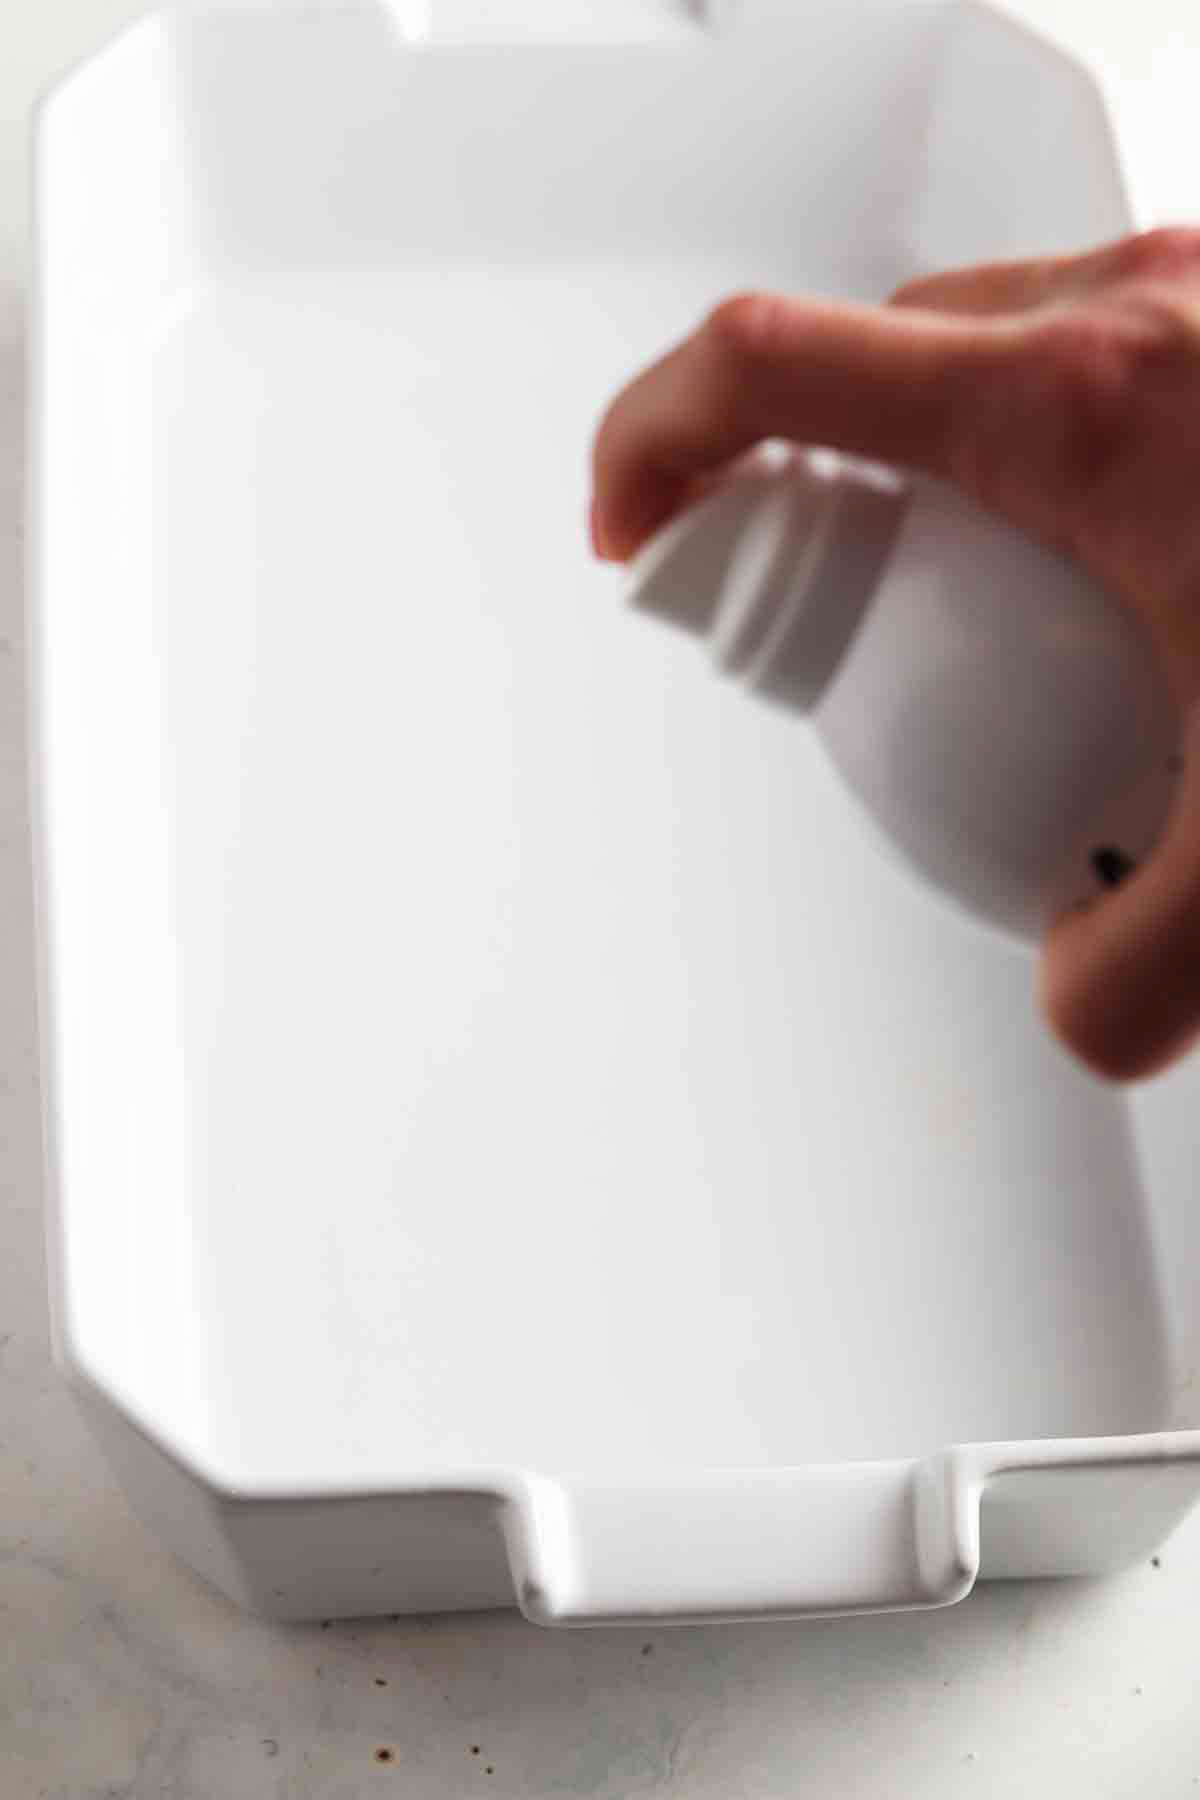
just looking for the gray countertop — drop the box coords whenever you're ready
[4,6,1200,1796]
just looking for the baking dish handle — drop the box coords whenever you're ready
[505,1456,979,1626]
[385,0,735,43]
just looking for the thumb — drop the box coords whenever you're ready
[1043,703,1200,1081]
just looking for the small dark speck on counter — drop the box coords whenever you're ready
[375,1677,387,1687]
[1151,1556,1162,1568]
[374,1747,395,1765]
[262,1740,279,1758]
[641,1643,654,1657]
[321,1620,332,1630]
[470,1747,481,1756]
[486,1767,495,1776]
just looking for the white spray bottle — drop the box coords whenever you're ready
[626,446,1178,940]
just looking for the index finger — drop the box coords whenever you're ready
[590,291,1008,561]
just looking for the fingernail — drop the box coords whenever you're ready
[589,497,609,560]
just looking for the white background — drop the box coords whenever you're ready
[2,4,1200,1796]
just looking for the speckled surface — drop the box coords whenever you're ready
[4,6,1200,1796]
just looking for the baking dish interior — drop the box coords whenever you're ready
[35,0,1200,1496]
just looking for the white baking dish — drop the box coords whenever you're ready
[30,0,1200,1624]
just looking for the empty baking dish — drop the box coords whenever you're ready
[31,0,1200,1623]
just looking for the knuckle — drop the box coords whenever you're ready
[1030,312,1134,402]
[1112,224,1200,281]
[1014,297,1199,510]
[950,312,1146,509]
[1027,313,1142,487]
[1034,296,1196,419]
[704,291,785,364]
[1114,284,1200,362]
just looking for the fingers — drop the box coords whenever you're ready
[890,254,1091,317]
[890,226,1200,318]
[590,231,1200,565]
[1042,706,1200,1081]
[591,292,999,561]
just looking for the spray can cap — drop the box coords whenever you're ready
[627,445,907,712]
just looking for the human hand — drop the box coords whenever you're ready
[590,228,1200,1083]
